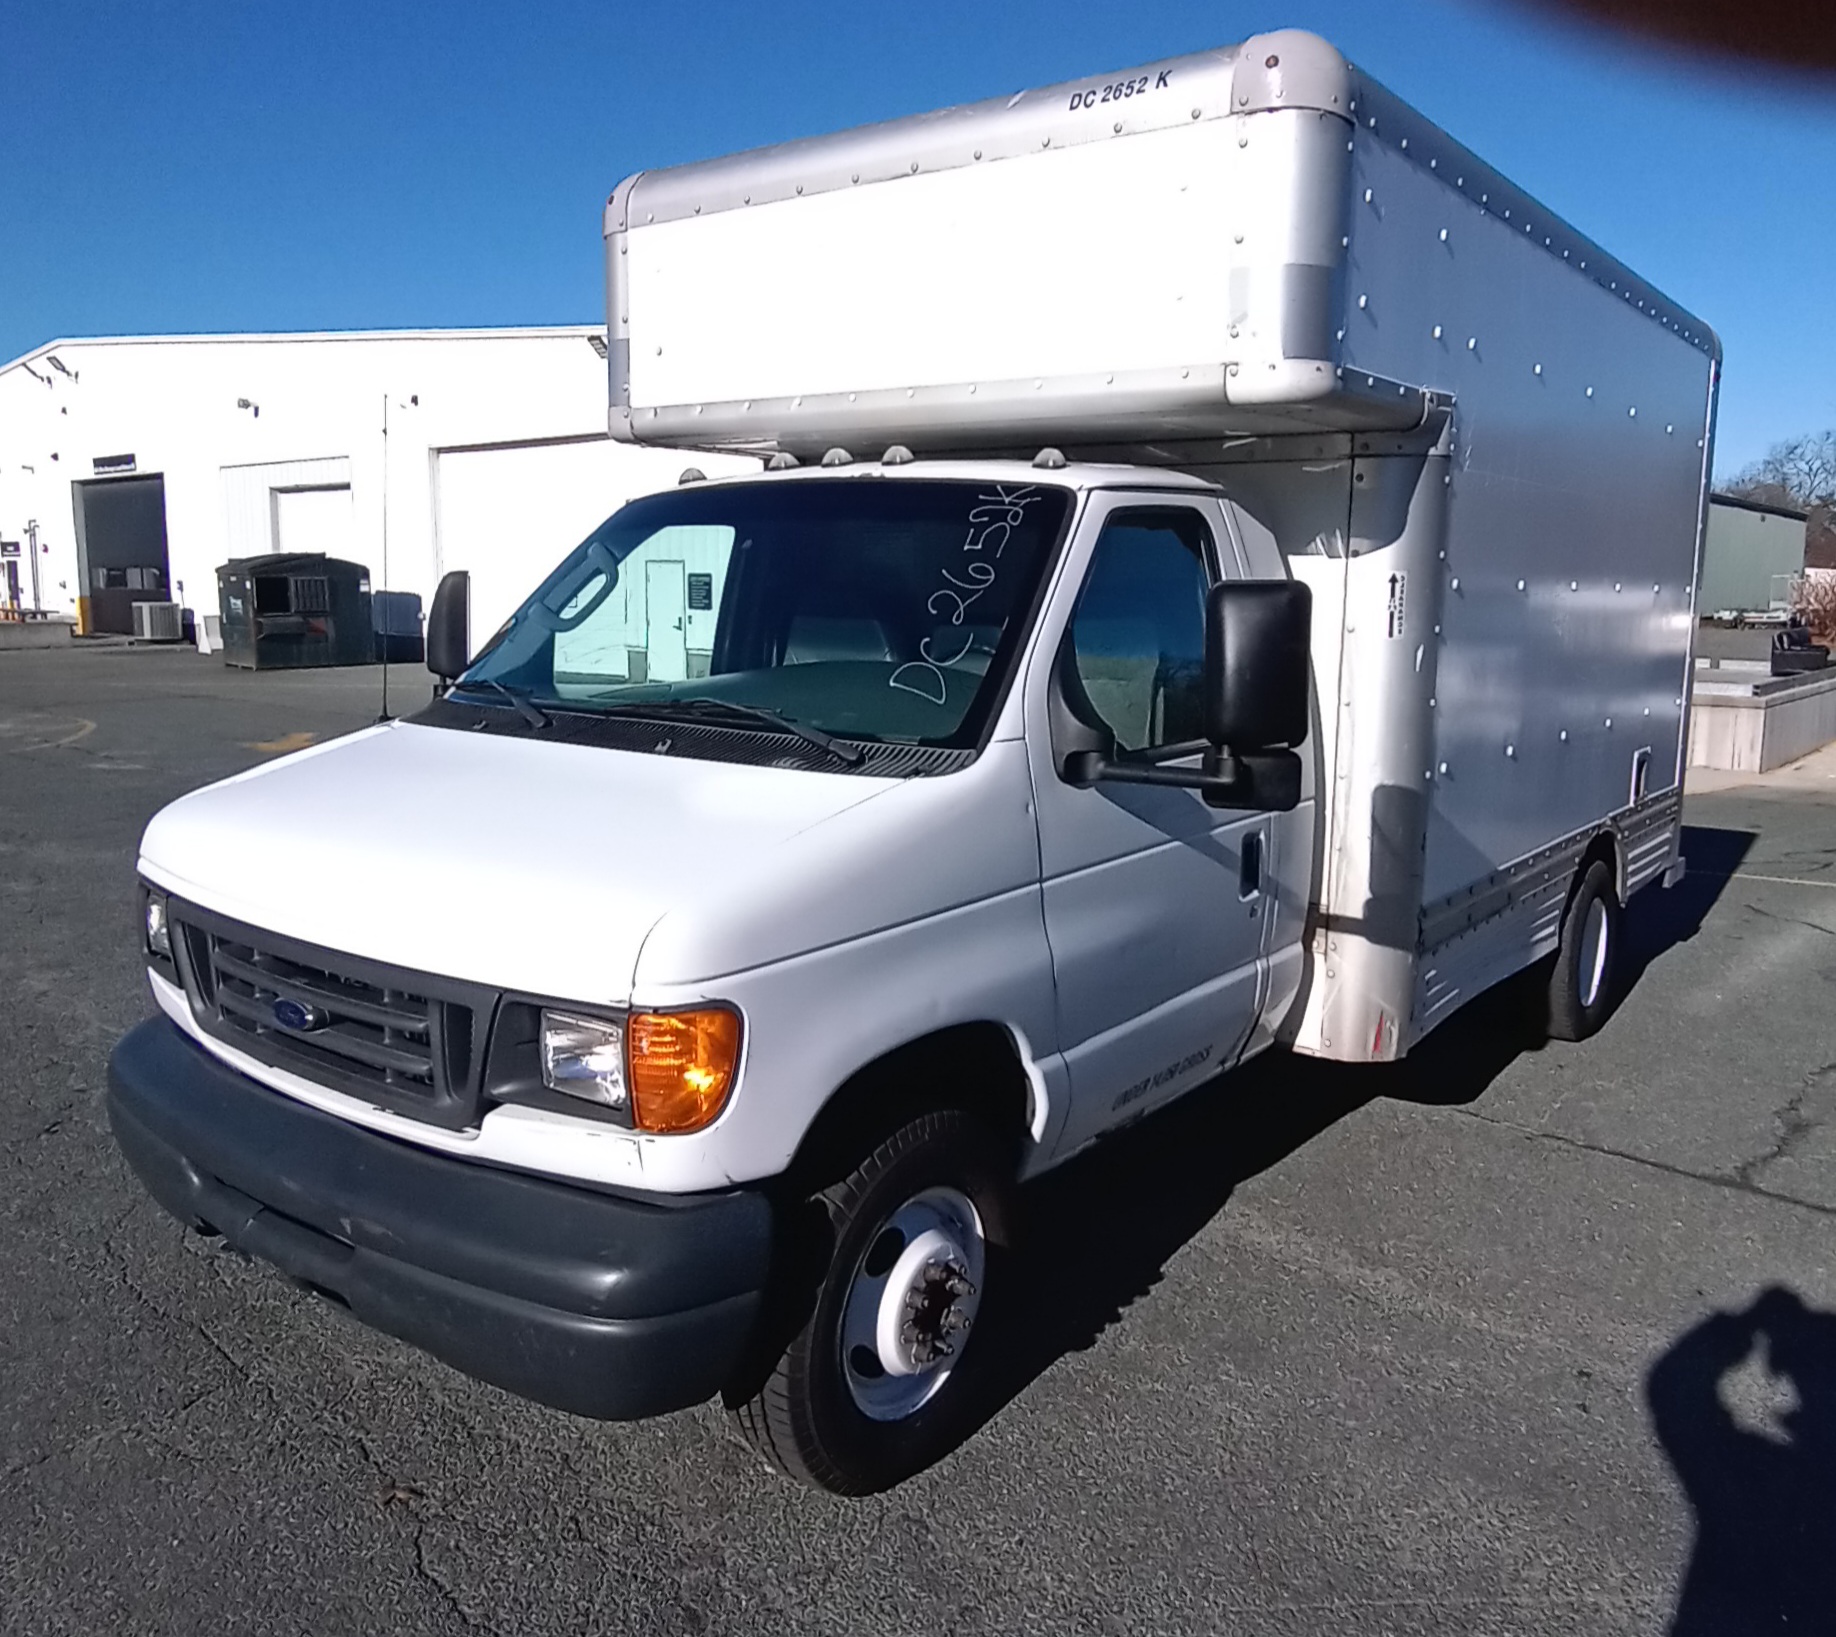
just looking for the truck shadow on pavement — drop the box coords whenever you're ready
[1646,1287,1836,1636]
[969,824,1755,1441]
[1618,824,1758,999]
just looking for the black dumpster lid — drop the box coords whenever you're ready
[217,554,370,577]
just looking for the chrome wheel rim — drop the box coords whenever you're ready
[1578,896,1610,1008]
[839,1185,985,1422]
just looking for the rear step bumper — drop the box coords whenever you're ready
[106,1018,772,1420]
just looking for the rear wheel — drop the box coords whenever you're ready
[728,1108,1012,1495]
[1546,857,1622,1041]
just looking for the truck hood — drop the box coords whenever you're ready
[138,721,899,1005]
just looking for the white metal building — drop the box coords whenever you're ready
[0,328,753,644]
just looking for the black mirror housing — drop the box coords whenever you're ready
[426,571,471,686]
[1204,581,1311,751]
[1201,748,1302,811]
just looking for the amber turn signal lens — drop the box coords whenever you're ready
[627,1008,742,1134]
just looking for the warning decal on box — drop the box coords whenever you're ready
[1386,572,1407,639]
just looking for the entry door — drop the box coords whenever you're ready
[1030,497,1271,1157]
[644,559,689,682]
[74,475,171,634]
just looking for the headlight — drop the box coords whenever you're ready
[143,890,172,960]
[537,1005,741,1133]
[539,1011,627,1109]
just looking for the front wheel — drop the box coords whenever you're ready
[728,1108,1013,1494]
[1546,857,1622,1041]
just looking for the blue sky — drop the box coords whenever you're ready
[4,0,1833,479]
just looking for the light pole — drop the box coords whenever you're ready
[378,393,419,721]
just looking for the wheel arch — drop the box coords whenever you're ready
[785,1020,1039,1192]
[1579,827,1626,907]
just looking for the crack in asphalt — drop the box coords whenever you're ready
[1733,1061,1836,1187]
[94,1215,491,1630]
[1743,901,1836,937]
[0,1099,83,1155]
[0,1448,56,1485]
[1448,1105,1836,1219]
[412,1526,487,1633]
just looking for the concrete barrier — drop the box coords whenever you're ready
[1690,665,1836,772]
[0,620,76,651]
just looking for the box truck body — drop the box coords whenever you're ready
[108,30,1717,1493]
[606,28,1716,1062]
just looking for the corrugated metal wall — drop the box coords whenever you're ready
[1701,500,1806,614]
[222,457,352,560]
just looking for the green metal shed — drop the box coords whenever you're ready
[1701,493,1808,616]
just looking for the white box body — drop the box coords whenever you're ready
[604,28,1719,1063]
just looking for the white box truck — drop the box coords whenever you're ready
[108,30,1718,1494]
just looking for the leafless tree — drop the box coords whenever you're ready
[1789,573,1836,646]
[1723,431,1836,511]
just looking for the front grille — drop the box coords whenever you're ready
[170,903,491,1130]
[210,934,438,1089]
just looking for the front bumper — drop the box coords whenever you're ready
[106,1018,773,1420]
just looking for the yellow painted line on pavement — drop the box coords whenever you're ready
[246,731,318,754]
[3,718,96,753]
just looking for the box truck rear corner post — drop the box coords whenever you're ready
[107,29,1718,1494]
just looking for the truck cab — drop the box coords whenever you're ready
[113,454,1315,1491]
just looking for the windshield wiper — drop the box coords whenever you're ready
[457,678,549,731]
[605,698,866,768]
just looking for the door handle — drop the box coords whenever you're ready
[1239,831,1263,901]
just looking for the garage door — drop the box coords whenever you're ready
[433,437,756,647]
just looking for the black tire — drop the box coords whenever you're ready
[727,1108,1013,1495]
[1546,857,1622,1041]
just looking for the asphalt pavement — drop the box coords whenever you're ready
[3,644,1833,1636]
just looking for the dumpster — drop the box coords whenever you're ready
[371,589,425,664]
[216,554,373,669]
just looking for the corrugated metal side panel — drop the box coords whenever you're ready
[221,458,352,560]
[1340,132,1712,908]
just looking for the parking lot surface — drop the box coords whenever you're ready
[4,645,1834,1636]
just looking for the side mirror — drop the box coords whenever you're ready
[1204,580,1312,751]
[426,571,470,688]
[1059,578,1311,812]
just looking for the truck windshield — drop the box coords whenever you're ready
[453,477,1071,752]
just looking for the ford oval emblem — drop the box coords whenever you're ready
[272,997,328,1032]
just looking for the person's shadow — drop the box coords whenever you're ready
[1647,1287,1836,1634]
